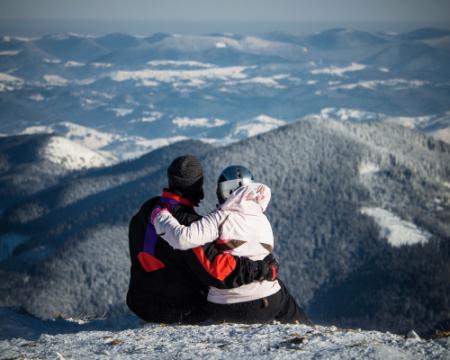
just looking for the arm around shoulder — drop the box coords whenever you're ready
[153,208,226,250]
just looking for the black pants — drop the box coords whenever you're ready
[127,289,208,324]
[207,281,312,325]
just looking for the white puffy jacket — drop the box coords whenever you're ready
[153,182,281,304]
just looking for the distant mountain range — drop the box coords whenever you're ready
[0,27,449,159]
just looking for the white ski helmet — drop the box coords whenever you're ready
[216,165,254,204]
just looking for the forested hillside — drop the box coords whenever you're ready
[0,119,449,335]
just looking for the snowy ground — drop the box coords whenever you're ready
[0,309,449,359]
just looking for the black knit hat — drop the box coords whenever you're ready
[167,155,204,204]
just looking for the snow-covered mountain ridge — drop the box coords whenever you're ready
[1,119,448,337]
[20,121,190,162]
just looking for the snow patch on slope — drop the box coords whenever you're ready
[147,60,214,68]
[64,61,85,68]
[359,162,380,175]
[29,94,45,101]
[311,63,366,77]
[43,75,69,86]
[173,117,227,128]
[0,50,22,56]
[361,207,430,247]
[320,108,379,122]
[111,66,250,87]
[0,72,24,92]
[90,62,112,69]
[41,136,115,170]
[330,79,428,91]
[232,115,286,138]
[226,75,289,89]
[20,122,188,161]
[110,108,134,117]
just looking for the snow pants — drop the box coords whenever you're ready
[206,281,312,325]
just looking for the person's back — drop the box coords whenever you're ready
[127,194,207,323]
[207,182,281,304]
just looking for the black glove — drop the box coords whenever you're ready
[258,253,279,281]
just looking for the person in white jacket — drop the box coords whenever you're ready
[152,165,311,324]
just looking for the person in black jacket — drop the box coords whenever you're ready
[126,155,277,324]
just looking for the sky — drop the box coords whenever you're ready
[1,0,450,35]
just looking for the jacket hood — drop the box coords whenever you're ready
[220,182,271,214]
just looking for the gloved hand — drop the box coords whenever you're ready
[259,253,279,281]
[150,201,172,225]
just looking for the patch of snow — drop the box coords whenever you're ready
[43,74,69,86]
[359,162,380,175]
[311,63,367,77]
[124,136,188,158]
[379,67,390,73]
[232,115,286,138]
[111,108,134,117]
[140,79,159,87]
[0,72,24,92]
[22,122,114,150]
[75,78,96,86]
[382,113,450,144]
[443,182,450,189]
[227,76,284,88]
[29,94,45,102]
[383,115,433,129]
[0,50,21,56]
[42,58,61,64]
[80,98,104,110]
[173,117,227,128]
[0,317,447,360]
[361,207,430,247]
[2,35,37,42]
[225,73,292,89]
[155,34,304,59]
[90,62,112,68]
[129,112,163,123]
[331,79,428,91]
[64,61,84,68]
[272,74,290,80]
[306,80,317,85]
[0,233,29,262]
[431,127,450,144]
[46,33,87,40]
[111,66,251,87]
[21,125,51,135]
[319,108,380,122]
[147,60,214,68]
[42,136,115,170]
[19,122,184,161]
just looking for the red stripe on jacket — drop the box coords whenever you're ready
[138,251,166,272]
[161,191,193,207]
[192,246,236,281]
